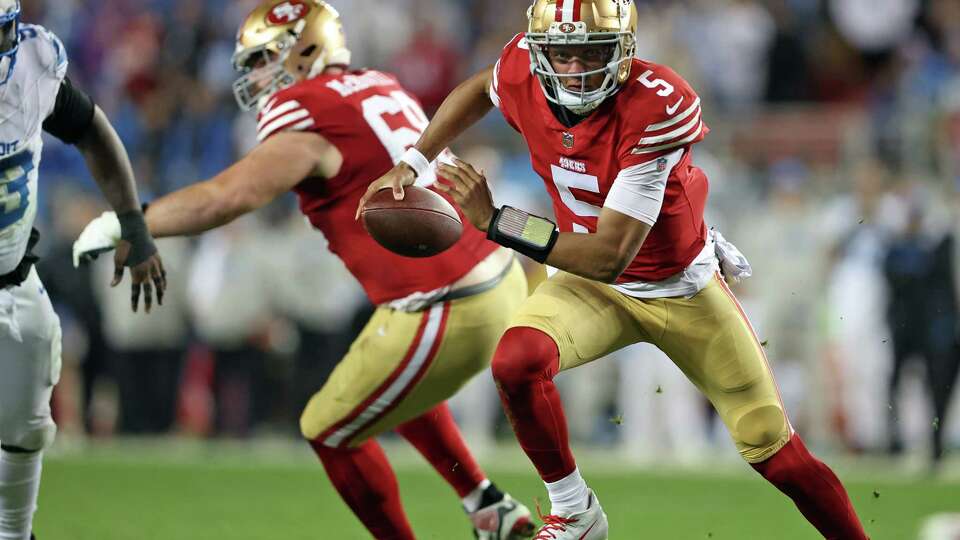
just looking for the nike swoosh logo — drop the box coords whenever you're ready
[666,96,683,115]
[578,520,599,539]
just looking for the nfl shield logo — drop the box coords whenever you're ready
[562,132,574,149]
[656,157,668,172]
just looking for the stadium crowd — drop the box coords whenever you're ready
[18,0,960,470]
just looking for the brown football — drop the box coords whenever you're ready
[361,185,463,258]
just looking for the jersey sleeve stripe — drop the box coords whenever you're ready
[258,100,302,130]
[257,111,314,142]
[645,97,701,132]
[489,59,502,109]
[639,110,701,146]
[631,123,704,155]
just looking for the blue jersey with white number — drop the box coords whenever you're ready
[0,24,67,274]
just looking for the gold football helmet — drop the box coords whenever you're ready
[232,0,351,111]
[526,0,637,114]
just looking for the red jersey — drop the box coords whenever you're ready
[257,70,497,305]
[491,34,710,283]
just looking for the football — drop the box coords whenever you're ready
[360,185,463,257]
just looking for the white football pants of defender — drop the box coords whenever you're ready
[0,267,62,540]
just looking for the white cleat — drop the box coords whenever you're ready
[470,493,536,539]
[533,490,608,540]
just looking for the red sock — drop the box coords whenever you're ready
[491,327,575,483]
[310,439,415,540]
[395,402,486,498]
[753,435,869,540]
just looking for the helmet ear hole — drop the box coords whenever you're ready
[300,45,317,57]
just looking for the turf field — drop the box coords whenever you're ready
[35,440,959,540]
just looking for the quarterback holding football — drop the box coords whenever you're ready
[361,1,871,538]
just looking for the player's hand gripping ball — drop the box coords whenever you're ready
[360,185,463,257]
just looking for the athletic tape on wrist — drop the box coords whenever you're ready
[117,210,157,267]
[399,148,431,178]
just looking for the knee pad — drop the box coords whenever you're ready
[734,403,790,463]
[491,327,560,389]
[1,421,57,453]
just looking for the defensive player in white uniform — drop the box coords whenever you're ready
[0,2,165,538]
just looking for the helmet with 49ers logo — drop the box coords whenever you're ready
[232,0,350,111]
[526,0,638,114]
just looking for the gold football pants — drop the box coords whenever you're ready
[508,271,791,463]
[301,260,527,448]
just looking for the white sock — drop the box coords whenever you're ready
[545,468,590,515]
[462,478,491,513]
[0,450,42,540]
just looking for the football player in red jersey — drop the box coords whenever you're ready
[361,1,871,539]
[72,1,537,539]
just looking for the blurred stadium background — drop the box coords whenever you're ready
[19,0,960,538]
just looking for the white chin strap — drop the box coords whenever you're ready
[555,86,607,114]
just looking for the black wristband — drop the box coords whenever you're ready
[486,206,559,264]
[118,210,157,267]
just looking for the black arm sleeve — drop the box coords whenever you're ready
[42,77,96,145]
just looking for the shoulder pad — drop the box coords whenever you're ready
[19,24,68,80]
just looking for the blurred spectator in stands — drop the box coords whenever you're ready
[389,20,464,115]
[822,161,899,452]
[257,202,369,429]
[884,193,959,467]
[187,218,273,437]
[94,238,192,434]
[733,159,823,432]
[764,0,811,102]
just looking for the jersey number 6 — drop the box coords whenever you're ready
[362,91,430,166]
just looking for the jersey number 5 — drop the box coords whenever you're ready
[362,91,430,166]
[550,165,602,234]
[638,70,675,97]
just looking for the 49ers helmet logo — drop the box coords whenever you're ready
[559,22,576,33]
[266,0,310,25]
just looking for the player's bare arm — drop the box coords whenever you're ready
[356,66,494,214]
[65,91,166,312]
[438,160,649,284]
[146,131,340,238]
[73,132,339,277]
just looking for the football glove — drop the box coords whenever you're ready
[72,211,121,268]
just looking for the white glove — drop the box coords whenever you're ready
[72,211,122,268]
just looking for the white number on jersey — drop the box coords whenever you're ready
[637,70,675,97]
[361,91,430,165]
[0,151,34,231]
[549,165,602,233]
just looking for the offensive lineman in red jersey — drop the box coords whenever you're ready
[360,1,871,539]
[72,2,536,539]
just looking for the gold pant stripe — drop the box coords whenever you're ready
[319,302,449,448]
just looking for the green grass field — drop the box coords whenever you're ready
[34,440,959,540]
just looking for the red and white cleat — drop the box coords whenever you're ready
[470,493,536,540]
[533,491,608,540]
